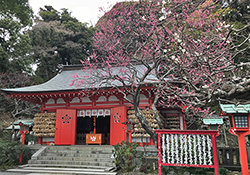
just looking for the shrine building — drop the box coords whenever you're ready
[1,65,186,146]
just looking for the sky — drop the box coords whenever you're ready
[28,0,125,25]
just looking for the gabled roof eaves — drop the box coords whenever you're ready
[1,64,158,94]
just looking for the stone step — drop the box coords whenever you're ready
[28,159,115,167]
[36,155,115,162]
[46,146,114,151]
[26,145,116,174]
[43,150,113,155]
[25,163,114,170]
[41,152,113,158]
[6,166,117,175]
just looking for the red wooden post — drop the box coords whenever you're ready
[38,137,42,144]
[19,150,23,164]
[94,116,96,134]
[238,133,249,175]
[19,123,29,164]
[211,134,219,175]
[158,133,161,175]
[149,138,154,145]
[21,134,25,145]
[127,130,132,143]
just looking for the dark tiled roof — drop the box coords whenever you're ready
[1,64,157,94]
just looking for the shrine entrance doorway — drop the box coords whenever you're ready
[96,116,110,144]
[76,116,110,145]
[76,117,93,145]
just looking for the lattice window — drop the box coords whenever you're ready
[234,115,248,128]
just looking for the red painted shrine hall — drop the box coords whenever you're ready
[2,65,186,146]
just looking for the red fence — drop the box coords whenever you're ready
[155,130,219,175]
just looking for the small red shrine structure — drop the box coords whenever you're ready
[2,65,186,146]
[220,104,250,175]
[18,120,32,164]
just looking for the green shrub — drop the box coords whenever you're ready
[113,141,143,172]
[0,132,32,170]
[140,163,157,174]
[220,168,229,175]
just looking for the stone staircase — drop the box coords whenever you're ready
[7,145,117,175]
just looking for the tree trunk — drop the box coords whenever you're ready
[133,86,158,145]
[152,94,163,129]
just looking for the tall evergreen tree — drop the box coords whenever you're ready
[29,6,95,82]
[0,0,33,73]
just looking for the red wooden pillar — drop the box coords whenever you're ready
[38,137,42,144]
[127,130,132,143]
[19,123,29,164]
[21,134,25,145]
[211,134,219,175]
[238,133,249,175]
[94,116,96,134]
[158,133,161,175]
[149,138,154,145]
[19,148,23,164]
[19,132,25,164]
